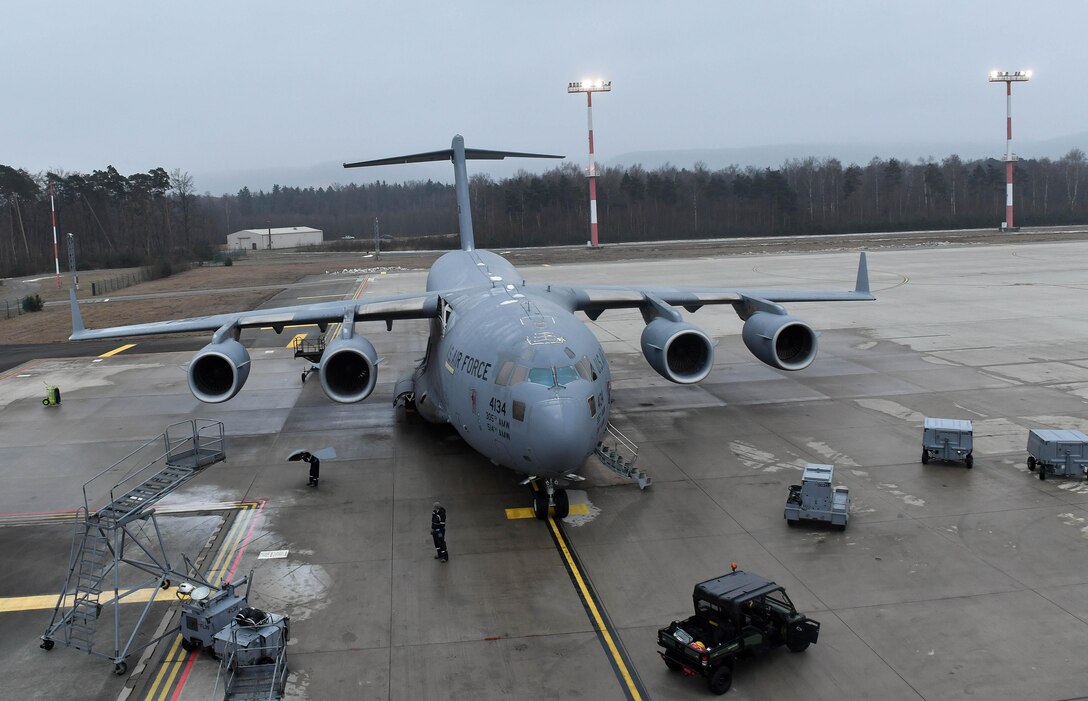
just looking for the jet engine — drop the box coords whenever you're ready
[188,339,251,403]
[640,318,714,384]
[319,336,378,403]
[741,312,818,371]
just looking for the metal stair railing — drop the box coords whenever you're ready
[41,420,227,674]
[594,423,652,489]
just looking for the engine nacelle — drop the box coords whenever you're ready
[742,312,818,371]
[188,339,251,403]
[640,318,714,384]
[319,336,378,403]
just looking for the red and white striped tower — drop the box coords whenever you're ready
[50,176,61,288]
[988,70,1031,231]
[568,79,611,248]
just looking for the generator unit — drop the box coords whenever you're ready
[784,463,850,529]
[212,608,291,666]
[178,575,251,652]
[1027,429,1088,480]
[922,418,973,467]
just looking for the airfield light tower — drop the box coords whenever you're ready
[50,176,61,288]
[568,79,611,248]
[988,70,1031,231]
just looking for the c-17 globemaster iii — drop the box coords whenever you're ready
[69,135,874,518]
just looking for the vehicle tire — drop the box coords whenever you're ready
[708,666,732,695]
[40,638,55,651]
[114,661,128,676]
[786,633,811,653]
[1027,456,1036,471]
[1039,467,1046,481]
[965,454,973,469]
[181,638,200,652]
[664,657,682,672]
[553,489,570,519]
[786,518,796,527]
[532,491,549,520]
[921,450,929,464]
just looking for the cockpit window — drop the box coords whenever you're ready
[555,365,579,386]
[575,357,594,381]
[528,367,554,386]
[495,361,514,386]
[511,365,528,385]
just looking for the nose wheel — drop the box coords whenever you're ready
[531,480,570,519]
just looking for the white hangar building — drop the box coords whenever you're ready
[226,226,323,250]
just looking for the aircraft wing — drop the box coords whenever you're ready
[557,252,874,319]
[68,290,441,341]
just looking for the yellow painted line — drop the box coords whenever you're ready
[325,276,371,343]
[1,586,182,613]
[298,294,349,300]
[505,503,589,520]
[142,502,259,700]
[548,516,643,700]
[287,332,307,349]
[258,323,319,330]
[150,636,186,701]
[99,343,136,358]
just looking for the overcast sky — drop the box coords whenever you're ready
[4,1,1085,192]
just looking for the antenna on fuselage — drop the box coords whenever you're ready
[344,135,562,252]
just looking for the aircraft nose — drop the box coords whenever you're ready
[527,398,597,475]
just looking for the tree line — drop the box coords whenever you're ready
[1,149,1086,277]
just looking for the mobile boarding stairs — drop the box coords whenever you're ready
[40,419,226,675]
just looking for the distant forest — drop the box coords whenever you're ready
[1,149,1086,278]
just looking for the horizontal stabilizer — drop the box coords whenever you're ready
[345,147,563,169]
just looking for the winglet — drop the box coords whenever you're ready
[69,288,85,339]
[854,252,870,295]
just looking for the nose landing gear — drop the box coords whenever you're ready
[530,479,570,519]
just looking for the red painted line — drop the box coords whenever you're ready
[162,499,266,700]
[0,508,79,517]
[168,651,199,701]
[225,500,266,583]
[0,359,43,383]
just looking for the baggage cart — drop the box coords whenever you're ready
[1026,429,1088,481]
[922,418,973,467]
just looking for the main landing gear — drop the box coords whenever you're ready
[531,479,570,520]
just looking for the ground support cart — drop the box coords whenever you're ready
[178,574,251,653]
[784,463,849,529]
[292,337,325,383]
[922,417,973,467]
[1027,429,1088,481]
[212,608,290,700]
[657,568,819,695]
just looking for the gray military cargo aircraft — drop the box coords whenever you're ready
[69,135,873,519]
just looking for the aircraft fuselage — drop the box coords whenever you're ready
[410,249,610,478]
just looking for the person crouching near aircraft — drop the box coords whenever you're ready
[303,452,320,487]
[431,502,448,562]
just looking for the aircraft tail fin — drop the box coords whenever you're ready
[854,252,870,295]
[345,135,562,252]
[69,288,85,339]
